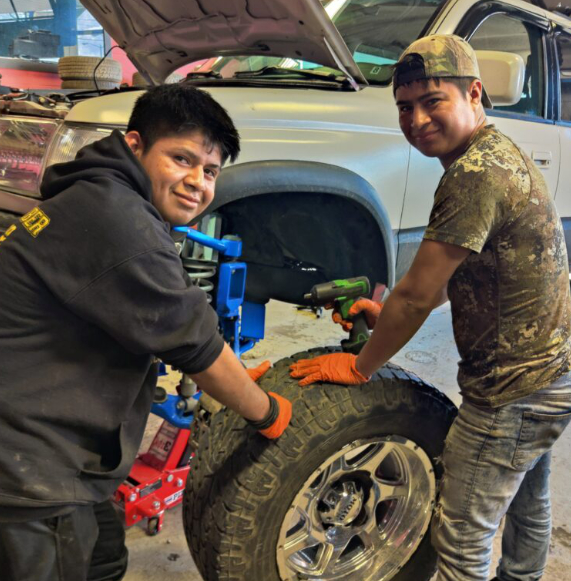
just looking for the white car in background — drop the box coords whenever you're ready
[1,1,570,580]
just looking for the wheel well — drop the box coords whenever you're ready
[217,192,389,304]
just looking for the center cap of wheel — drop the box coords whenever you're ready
[320,482,363,526]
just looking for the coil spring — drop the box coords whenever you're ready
[183,258,217,304]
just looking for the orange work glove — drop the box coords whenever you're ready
[247,392,292,439]
[258,392,292,439]
[246,360,271,382]
[329,299,383,332]
[289,353,369,387]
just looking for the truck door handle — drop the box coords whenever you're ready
[532,151,552,168]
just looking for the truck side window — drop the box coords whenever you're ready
[469,14,545,118]
[556,33,571,122]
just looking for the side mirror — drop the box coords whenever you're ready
[475,50,525,106]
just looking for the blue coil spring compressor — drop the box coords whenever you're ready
[150,226,265,429]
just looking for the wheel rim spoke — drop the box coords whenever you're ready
[283,525,324,560]
[296,489,315,516]
[349,442,395,476]
[321,455,351,482]
[378,481,409,502]
[313,537,351,576]
[283,502,327,560]
[359,517,385,552]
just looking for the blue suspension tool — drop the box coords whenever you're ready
[151,226,266,429]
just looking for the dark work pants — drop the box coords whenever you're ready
[0,500,128,581]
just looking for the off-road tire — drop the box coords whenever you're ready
[58,56,122,82]
[183,348,457,581]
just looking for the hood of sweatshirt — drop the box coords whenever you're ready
[41,130,152,202]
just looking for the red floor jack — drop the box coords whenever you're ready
[113,373,199,535]
[113,221,265,535]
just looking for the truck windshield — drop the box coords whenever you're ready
[192,0,447,85]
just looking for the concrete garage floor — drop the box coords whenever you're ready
[123,300,571,581]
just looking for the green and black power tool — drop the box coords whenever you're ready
[304,276,371,354]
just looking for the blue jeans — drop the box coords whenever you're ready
[432,373,571,581]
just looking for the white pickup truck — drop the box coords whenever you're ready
[2,0,570,304]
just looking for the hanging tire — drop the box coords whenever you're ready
[183,347,457,581]
[58,56,122,82]
[59,66,122,82]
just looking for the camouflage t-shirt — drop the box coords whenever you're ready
[424,124,571,407]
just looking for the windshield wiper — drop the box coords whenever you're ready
[184,71,222,80]
[233,66,350,84]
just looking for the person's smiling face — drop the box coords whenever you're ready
[396,78,484,169]
[124,130,222,225]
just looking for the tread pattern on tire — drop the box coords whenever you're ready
[58,57,122,82]
[183,347,457,581]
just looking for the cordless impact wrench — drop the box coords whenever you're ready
[304,276,371,354]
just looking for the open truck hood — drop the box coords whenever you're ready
[82,0,367,86]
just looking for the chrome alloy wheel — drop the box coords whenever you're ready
[276,436,435,581]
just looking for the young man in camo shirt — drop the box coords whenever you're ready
[291,34,571,580]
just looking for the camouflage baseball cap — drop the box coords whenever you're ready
[393,34,492,108]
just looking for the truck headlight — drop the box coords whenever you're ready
[0,119,114,199]
[45,124,114,168]
[0,117,60,198]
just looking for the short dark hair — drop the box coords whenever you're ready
[127,84,240,164]
[393,53,476,97]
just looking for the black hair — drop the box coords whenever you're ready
[126,84,240,164]
[393,53,476,98]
